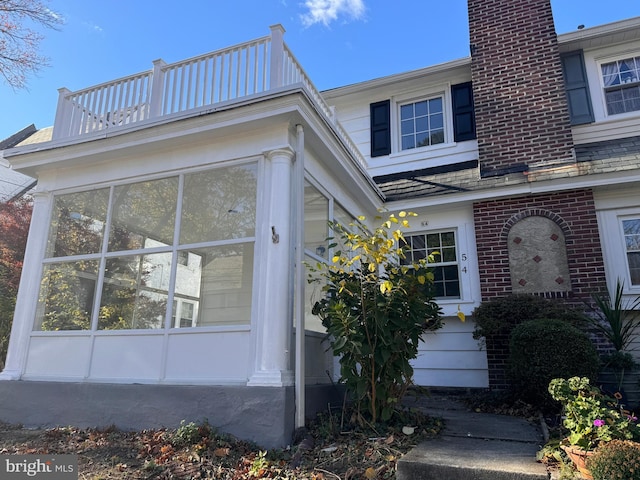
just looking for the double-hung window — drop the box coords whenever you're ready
[601,55,640,115]
[401,230,461,299]
[622,218,640,286]
[369,82,475,158]
[400,97,445,151]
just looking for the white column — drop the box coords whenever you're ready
[0,189,51,380]
[248,147,295,387]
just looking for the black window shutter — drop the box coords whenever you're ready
[370,100,391,157]
[561,51,594,125]
[451,82,476,142]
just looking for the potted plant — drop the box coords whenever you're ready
[548,377,640,479]
[584,279,640,409]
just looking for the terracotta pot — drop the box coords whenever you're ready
[561,444,595,479]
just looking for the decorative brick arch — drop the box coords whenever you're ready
[500,209,572,241]
[502,210,573,294]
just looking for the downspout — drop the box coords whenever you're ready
[294,124,306,429]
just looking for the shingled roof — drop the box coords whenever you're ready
[374,136,640,201]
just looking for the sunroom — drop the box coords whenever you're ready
[0,25,382,447]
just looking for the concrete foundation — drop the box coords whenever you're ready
[0,381,311,448]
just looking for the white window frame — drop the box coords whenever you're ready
[398,97,446,151]
[597,204,640,297]
[596,51,640,119]
[390,86,454,159]
[401,228,465,301]
[619,214,640,288]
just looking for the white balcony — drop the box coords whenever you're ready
[51,25,365,169]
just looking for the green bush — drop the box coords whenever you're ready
[472,294,584,342]
[508,319,600,405]
[310,211,445,424]
[588,440,640,480]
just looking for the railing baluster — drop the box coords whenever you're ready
[162,68,171,116]
[202,58,209,106]
[219,54,226,102]
[123,79,132,124]
[210,56,217,104]
[133,76,142,122]
[244,46,250,96]
[235,48,241,98]
[226,51,233,101]
[186,62,192,109]
[169,68,177,114]
[195,60,202,109]
[77,91,88,134]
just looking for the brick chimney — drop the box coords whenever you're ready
[468,0,575,177]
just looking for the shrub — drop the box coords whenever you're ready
[588,440,640,480]
[508,319,600,405]
[310,211,447,424]
[472,294,584,343]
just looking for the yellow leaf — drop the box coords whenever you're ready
[332,255,340,263]
[358,215,366,221]
[365,467,376,479]
[399,211,407,217]
[457,308,466,322]
[390,216,398,223]
[401,220,409,227]
[380,280,393,294]
[417,275,426,285]
[368,263,377,272]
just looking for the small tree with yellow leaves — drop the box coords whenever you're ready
[310,211,447,423]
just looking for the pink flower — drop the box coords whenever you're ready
[593,419,605,427]
[628,415,638,422]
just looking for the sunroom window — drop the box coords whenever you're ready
[304,182,329,259]
[35,163,257,331]
[601,56,640,115]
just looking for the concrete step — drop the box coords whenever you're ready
[397,394,552,480]
[397,436,549,480]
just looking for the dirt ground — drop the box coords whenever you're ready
[0,412,441,479]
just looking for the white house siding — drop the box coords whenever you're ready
[324,62,475,177]
[595,186,640,368]
[397,204,488,388]
[414,319,487,388]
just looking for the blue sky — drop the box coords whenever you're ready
[1,0,640,142]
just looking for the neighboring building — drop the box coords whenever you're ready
[1,0,639,447]
[0,125,48,201]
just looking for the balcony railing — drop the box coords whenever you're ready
[51,25,366,170]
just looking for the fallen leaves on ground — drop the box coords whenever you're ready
[0,409,441,479]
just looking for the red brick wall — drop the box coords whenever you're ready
[473,189,606,388]
[468,0,575,176]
